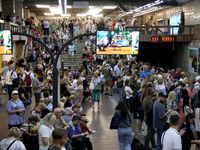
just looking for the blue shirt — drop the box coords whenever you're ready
[114,65,120,77]
[68,45,75,52]
[1,66,8,78]
[67,121,82,138]
[140,70,152,79]
[6,99,25,125]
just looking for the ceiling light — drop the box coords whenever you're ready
[44,13,54,16]
[58,0,62,7]
[50,7,63,14]
[61,13,71,16]
[132,7,162,17]
[87,8,102,15]
[77,14,87,17]
[93,14,103,17]
[103,6,116,9]
[89,6,94,8]
[36,5,50,8]
[66,5,72,8]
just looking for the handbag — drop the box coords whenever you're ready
[89,81,94,90]
[110,113,121,129]
[23,99,32,107]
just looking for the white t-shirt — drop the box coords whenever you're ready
[22,71,34,87]
[38,125,54,150]
[123,75,130,81]
[125,86,133,99]
[155,84,166,95]
[162,127,182,150]
[0,139,26,150]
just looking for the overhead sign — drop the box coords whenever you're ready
[73,1,89,8]
[151,36,176,43]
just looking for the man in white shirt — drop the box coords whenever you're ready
[162,111,183,150]
[6,65,18,100]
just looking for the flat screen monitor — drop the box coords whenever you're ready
[170,13,181,35]
[0,30,12,55]
[96,31,139,55]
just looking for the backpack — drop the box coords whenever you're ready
[11,71,19,88]
[25,73,32,86]
[110,113,121,129]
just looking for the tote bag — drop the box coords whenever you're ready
[89,81,94,90]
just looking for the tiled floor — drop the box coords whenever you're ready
[0,91,145,149]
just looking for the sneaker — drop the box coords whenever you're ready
[137,131,144,135]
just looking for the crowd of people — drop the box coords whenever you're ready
[0,14,197,150]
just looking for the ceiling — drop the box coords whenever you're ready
[23,0,192,16]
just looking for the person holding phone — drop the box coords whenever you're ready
[6,90,25,129]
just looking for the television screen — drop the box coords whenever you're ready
[170,13,181,35]
[96,31,139,55]
[0,30,12,55]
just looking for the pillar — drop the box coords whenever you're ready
[15,0,23,19]
[0,0,2,12]
[24,8,30,19]
[2,0,15,18]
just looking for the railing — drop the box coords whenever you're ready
[126,25,194,36]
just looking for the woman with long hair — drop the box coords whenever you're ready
[124,79,134,112]
[115,102,136,150]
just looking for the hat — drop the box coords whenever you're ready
[106,63,109,66]
[12,90,18,94]
[196,76,200,81]
[65,107,72,115]
[97,65,100,68]
[158,92,167,97]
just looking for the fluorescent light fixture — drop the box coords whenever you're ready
[93,14,103,17]
[36,5,50,8]
[66,5,72,8]
[61,13,71,16]
[58,0,62,7]
[77,14,87,17]
[50,7,63,14]
[119,0,164,17]
[132,7,162,17]
[87,8,102,15]
[64,0,67,13]
[89,6,94,8]
[44,12,54,16]
[103,6,116,9]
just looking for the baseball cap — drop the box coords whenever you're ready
[106,63,109,66]
[158,92,167,97]
[12,90,18,95]
[196,76,200,81]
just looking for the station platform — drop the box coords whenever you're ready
[0,92,145,149]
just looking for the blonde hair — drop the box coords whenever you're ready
[39,102,47,110]
[54,108,62,115]
[77,80,83,85]
[60,97,67,103]
[8,127,21,139]
[168,91,176,101]
[30,126,38,134]
[43,113,56,127]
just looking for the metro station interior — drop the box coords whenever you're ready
[0,0,200,150]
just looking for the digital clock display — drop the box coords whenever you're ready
[151,36,176,42]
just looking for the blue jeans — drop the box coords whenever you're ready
[92,90,101,102]
[157,128,163,150]
[118,127,132,150]
[119,87,124,102]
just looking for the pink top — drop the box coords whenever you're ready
[186,88,193,98]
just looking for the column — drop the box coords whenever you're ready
[24,8,30,19]
[15,0,23,19]
[2,0,15,18]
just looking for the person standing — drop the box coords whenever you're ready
[153,92,172,150]
[162,111,183,150]
[50,19,57,34]
[115,102,136,150]
[68,20,74,37]
[33,71,43,105]
[143,87,156,149]
[114,62,121,79]
[68,43,75,62]
[43,18,49,36]
[1,62,8,90]
[91,72,104,108]
[6,65,18,100]
[6,90,25,129]
[102,63,113,96]
[22,66,34,99]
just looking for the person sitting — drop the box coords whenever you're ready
[0,127,26,150]
[62,107,73,123]
[53,108,70,129]
[48,128,69,150]
[67,115,93,150]
[23,126,39,150]
[44,97,53,112]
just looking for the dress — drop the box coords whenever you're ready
[50,21,57,34]
[82,20,86,33]
[179,99,185,128]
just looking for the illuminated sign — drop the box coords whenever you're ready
[151,36,176,43]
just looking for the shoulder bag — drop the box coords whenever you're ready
[89,81,94,90]
[6,140,16,150]
[110,113,121,129]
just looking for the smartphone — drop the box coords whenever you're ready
[183,127,187,131]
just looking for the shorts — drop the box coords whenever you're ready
[104,80,112,87]
[138,110,144,121]
[69,51,74,57]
